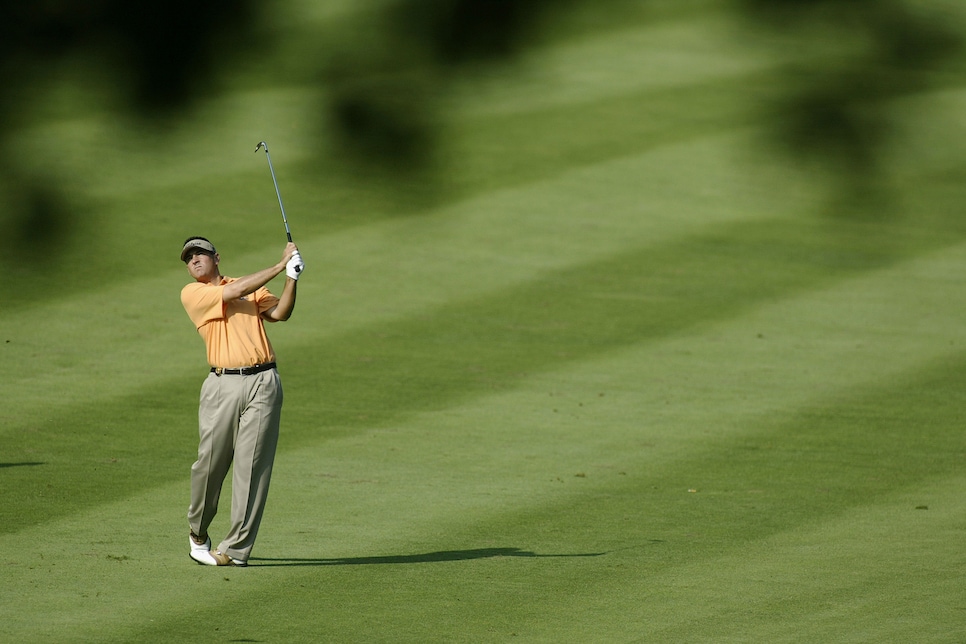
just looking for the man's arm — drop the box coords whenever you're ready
[221,243,297,302]
[263,277,297,321]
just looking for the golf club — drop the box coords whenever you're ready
[254,141,293,243]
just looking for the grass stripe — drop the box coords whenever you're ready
[446,14,789,119]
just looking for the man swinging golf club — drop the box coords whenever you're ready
[180,235,304,566]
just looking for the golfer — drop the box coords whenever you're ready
[179,236,304,567]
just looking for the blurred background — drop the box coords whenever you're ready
[2,0,965,302]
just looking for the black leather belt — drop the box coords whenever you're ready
[211,362,276,376]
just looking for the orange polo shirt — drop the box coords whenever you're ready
[181,277,280,369]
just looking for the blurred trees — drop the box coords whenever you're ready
[741,0,962,201]
[1,0,963,265]
[0,0,259,261]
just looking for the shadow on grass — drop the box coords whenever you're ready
[0,462,45,469]
[249,547,606,567]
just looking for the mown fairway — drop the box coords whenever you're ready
[3,1,966,642]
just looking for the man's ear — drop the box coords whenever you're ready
[214,253,221,265]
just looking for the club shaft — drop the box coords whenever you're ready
[257,142,293,242]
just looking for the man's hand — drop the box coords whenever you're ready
[280,242,298,265]
[286,251,304,280]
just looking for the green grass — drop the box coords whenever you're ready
[4,1,966,642]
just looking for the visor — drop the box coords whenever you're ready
[181,239,216,262]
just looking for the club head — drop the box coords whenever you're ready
[255,141,268,153]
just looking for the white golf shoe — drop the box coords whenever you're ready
[189,534,247,567]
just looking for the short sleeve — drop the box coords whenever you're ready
[252,286,280,317]
[181,282,226,328]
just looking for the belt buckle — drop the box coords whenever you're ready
[214,367,224,376]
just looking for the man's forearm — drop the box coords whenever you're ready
[266,278,297,321]
[222,263,285,301]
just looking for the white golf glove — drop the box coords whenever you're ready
[286,251,304,280]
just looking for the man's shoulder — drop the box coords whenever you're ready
[181,279,230,304]
[182,277,234,290]
[181,281,208,297]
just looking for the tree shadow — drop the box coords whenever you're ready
[249,547,606,567]
[0,462,45,469]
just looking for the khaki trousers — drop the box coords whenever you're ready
[188,368,282,563]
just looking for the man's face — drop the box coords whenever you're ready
[184,250,218,282]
